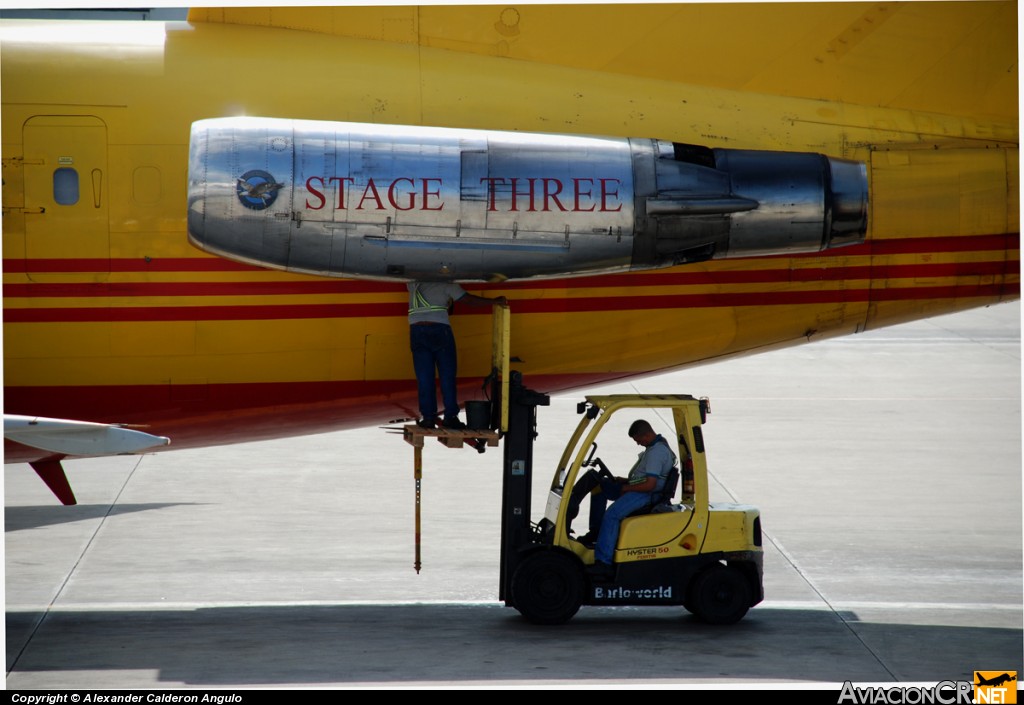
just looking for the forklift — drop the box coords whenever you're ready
[403,306,763,625]
[498,375,763,625]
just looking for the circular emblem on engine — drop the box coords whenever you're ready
[236,169,284,210]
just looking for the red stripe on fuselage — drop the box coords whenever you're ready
[3,302,404,322]
[3,282,1018,323]
[3,260,1017,299]
[4,232,1018,321]
[2,279,403,298]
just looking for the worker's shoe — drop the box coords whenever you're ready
[587,561,615,580]
[576,531,598,548]
[442,416,466,430]
[416,418,437,429]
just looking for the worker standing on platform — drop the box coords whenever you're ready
[408,282,507,430]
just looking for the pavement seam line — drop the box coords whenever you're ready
[6,454,148,676]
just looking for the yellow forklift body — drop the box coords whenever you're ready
[548,394,762,567]
[701,505,762,554]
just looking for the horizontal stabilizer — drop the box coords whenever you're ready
[4,415,171,457]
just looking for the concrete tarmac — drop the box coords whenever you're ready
[5,301,1021,689]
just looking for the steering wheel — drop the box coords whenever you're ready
[585,456,614,481]
[582,442,614,480]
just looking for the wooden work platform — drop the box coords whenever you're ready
[401,424,500,449]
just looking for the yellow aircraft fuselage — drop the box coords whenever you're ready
[2,12,1018,460]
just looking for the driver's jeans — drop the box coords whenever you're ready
[591,485,654,565]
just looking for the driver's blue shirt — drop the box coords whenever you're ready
[626,434,675,493]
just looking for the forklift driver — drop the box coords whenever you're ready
[571,419,676,577]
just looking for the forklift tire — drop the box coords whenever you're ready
[511,551,585,625]
[689,564,751,625]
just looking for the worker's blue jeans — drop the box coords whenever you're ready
[591,483,654,565]
[410,323,459,422]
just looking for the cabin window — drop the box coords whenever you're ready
[53,167,79,205]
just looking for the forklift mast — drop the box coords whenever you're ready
[498,371,549,602]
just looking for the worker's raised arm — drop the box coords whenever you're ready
[459,292,508,307]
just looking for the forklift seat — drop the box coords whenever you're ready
[617,466,691,550]
[627,465,680,518]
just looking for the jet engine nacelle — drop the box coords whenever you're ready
[187,117,867,281]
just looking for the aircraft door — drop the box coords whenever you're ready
[23,115,110,281]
